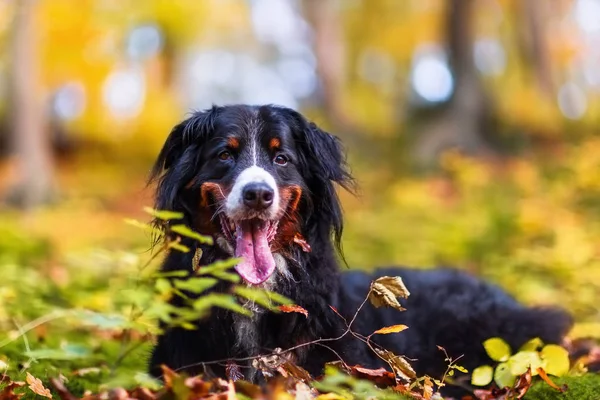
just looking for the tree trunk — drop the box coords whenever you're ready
[517,0,553,95]
[303,0,351,128]
[414,0,492,166]
[5,0,55,209]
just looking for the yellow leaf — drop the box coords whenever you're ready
[372,324,409,335]
[471,365,493,386]
[483,337,512,362]
[540,345,570,377]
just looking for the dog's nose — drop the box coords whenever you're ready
[243,183,274,210]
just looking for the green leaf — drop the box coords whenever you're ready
[193,293,252,317]
[173,277,218,294]
[170,224,213,245]
[233,286,293,312]
[483,337,512,362]
[124,218,164,236]
[540,344,570,377]
[76,311,129,330]
[471,365,493,386]
[155,278,172,295]
[509,351,543,376]
[168,241,191,253]
[519,337,544,352]
[154,270,189,278]
[197,258,242,275]
[143,207,184,221]
[233,286,293,305]
[24,344,90,361]
[493,362,516,388]
[134,372,162,391]
[210,270,240,283]
[452,364,468,373]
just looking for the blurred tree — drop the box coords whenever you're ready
[414,0,492,166]
[303,0,351,129]
[5,0,55,209]
[517,0,553,95]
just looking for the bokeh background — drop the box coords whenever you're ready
[0,0,599,380]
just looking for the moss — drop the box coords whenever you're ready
[524,374,600,400]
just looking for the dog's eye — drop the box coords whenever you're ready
[274,154,288,166]
[218,151,231,161]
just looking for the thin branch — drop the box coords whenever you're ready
[174,289,374,373]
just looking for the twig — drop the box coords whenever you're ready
[174,289,374,373]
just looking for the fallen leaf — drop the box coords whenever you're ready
[368,276,410,311]
[279,304,309,317]
[423,376,433,400]
[536,367,566,392]
[513,367,533,399]
[26,373,52,399]
[372,325,409,335]
[349,366,396,387]
[0,380,25,400]
[129,387,157,400]
[293,233,311,253]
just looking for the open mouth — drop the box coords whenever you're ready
[219,214,279,285]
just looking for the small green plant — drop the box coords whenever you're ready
[472,337,570,389]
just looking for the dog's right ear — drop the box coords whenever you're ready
[150,106,219,179]
[148,106,219,213]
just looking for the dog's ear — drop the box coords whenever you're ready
[285,109,354,252]
[149,106,219,214]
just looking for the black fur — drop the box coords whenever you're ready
[148,104,572,395]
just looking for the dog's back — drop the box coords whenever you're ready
[337,267,573,382]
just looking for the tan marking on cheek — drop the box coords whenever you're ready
[200,182,227,207]
[281,185,302,213]
[227,137,240,149]
[269,137,281,150]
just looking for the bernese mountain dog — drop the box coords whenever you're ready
[147,104,572,394]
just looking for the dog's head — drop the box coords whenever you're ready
[150,104,353,284]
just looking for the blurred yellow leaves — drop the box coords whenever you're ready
[344,140,600,321]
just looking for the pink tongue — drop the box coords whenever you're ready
[234,220,276,284]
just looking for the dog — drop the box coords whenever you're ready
[147,104,573,394]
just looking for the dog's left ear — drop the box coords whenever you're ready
[301,121,353,189]
[149,106,219,214]
[284,109,354,251]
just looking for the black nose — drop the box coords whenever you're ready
[242,183,274,211]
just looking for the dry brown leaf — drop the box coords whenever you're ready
[368,276,410,311]
[26,373,52,399]
[293,233,312,253]
[423,376,433,400]
[372,324,409,335]
[279,304,309,317]
[374,348,416,381]
[0,380,25,400]
[128,388,156,400]
[514,367,533,399]
[349,366,396,387]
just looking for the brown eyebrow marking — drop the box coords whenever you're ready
[227,137,240,149]
[269,137,281,150]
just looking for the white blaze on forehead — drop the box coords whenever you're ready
[226,165,280,218]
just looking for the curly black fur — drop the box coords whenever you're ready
[147,105,573,396]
